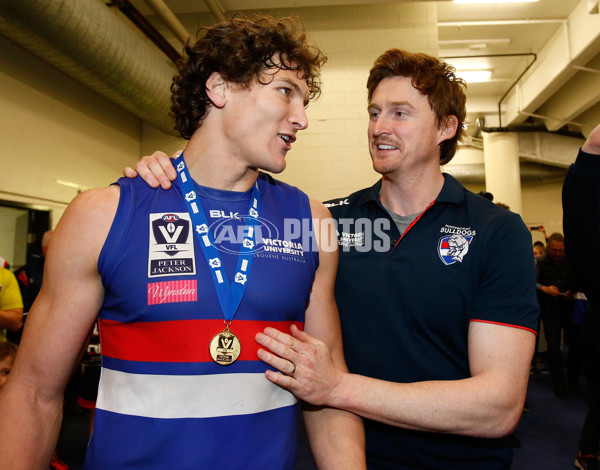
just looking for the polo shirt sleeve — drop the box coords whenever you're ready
[0,268,24,311]
[470,212,539,334]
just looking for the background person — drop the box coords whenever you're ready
[0,341,17,388]
[563,122,600,470]
[535,232,576,398]
[0,266,23,342]
[533,241,545,258]
[10,229,54,344]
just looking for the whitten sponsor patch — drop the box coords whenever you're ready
[147,279,198,305]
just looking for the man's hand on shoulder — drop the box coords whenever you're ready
[123,150,181,189]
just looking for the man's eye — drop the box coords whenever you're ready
[279,87,291,95]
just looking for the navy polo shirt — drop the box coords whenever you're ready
[325,173,539,470]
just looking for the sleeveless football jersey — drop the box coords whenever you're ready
[85,173,318,470]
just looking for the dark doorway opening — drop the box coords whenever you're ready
[0,200,52,269]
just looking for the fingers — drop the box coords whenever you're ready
[263,324,316,347]
[257,349,298,388]
[255,328,309,377]
[255,329,296,360]
[159,151,179,182]
[135,155,169,189]
[257,347,297,376]
[123,167,138,178]
[264,368,295,389]
[290,323,311,342]
[133,151,180,190]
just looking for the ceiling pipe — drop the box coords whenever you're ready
[142,0,193,45]
[204,0,227,23]
[495,53,537,128]
[444,161,567,185]
[440,52,538,128]
[438,19,565,28]
[110,0,181,63]
[474,116,584,139]
[0,0,177,135]
[517,112,589,131]
[571,65,600,74]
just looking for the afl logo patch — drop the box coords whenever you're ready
[148,212,196,278]
[438,234,473,265]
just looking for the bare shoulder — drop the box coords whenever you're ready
[307,198,338,261]
[66,185,120,217]
[61,186,119,227]
[309,198,333,221]
[51,185,120,262]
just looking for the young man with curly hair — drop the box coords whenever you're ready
[0,15,364,470]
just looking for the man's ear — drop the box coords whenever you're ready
[438,115,459,143]
[205,72,227,108]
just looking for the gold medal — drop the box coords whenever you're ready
[209,326,241,365]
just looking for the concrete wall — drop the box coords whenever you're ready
[0,35,143,224]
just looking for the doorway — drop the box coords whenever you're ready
[0,201,52,269]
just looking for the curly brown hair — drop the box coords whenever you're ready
[366,49,467,165]
[171,14,327,140]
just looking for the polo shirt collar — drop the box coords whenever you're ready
[437,173,465,205]
[357,180,382,207]
[358,173,464,207]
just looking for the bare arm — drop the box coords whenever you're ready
[0,186,119,469]
[0,307,23,332]
[258,316,534,439]
[123,150,180,189]
[0,270,24,331]
[332,322,533,437]
[258,199,365,470]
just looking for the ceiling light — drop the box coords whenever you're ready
[455,70,492,82]
[453,0,539,3]
[55,179,92,192]
[439,38,512,50]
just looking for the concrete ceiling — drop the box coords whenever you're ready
[1,0,597,167]
[129,0,600,139]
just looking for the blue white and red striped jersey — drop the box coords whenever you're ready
[85,172,318,470]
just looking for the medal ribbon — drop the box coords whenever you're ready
[173,153,260,322]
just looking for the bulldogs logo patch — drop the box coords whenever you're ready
[438,234,473,265]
